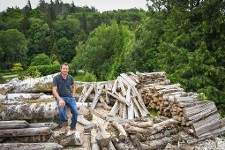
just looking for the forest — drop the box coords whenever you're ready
[0,0,224,116]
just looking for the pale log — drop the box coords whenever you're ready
[108,141,117,150]
[99,96,111,110]
[111,121,128,141]
[107,91,130,106]
[0,78,20,95]
[91,128,100,150]
[0,120,29,129]
[77,115,92,126]
[117,76,127,96]
[95,124,111,149]
[0,143,63,150]
[12,74,57,93]
[137,136,173,150]
[90,108,106,120]
[91,84,104,109]
[109,100,120,117]
[79,84,95,102]
[59,130,84,146]
[0,127,52,138]
[29,122,58,130]
[129,120,154,128]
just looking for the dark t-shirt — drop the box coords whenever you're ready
[52,74,74,97]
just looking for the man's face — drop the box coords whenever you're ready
[61,65,69,75]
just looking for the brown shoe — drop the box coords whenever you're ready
[70,126,76,131]
[60,122,68,133]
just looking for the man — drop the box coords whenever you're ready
[52,63,78,133]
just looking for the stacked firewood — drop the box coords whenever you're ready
[136,72,225,140]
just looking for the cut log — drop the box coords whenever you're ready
[91,128,100,150]
[77,115,92,126]
[0,120,29,129]
[78,106,93,121]
[95,124,111,149]
[29,122,58,130]
[0,78,20,95]
[107,91,130,106]
[90,108,106,120]
[91,84,104,109]
[0,127,52,138]
[12,74,57,93]
[99,96,112,110]
[137,136,175,150]
[79,84,95,102]
[0,143,63,150]
[0,102,93,121]
[6,93,53,100]
[129,120,154,128]
[108,141,117,150]
[109,100,120,117]
[59,130,84,146]
[111,121,128,141]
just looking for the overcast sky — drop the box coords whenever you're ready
[0,0,148,12]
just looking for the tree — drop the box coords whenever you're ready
[0,29,28,70]
[157,0,225,115]
[30,53,51,66]
[57,37,75,63]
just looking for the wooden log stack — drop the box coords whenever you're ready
[136,72,225,139]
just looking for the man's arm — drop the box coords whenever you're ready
[52,86,65,107]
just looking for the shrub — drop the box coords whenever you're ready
[26,64,60,76]
[83,72,97,82]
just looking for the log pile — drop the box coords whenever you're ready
[0,72,225,149]
[136,72,225,139]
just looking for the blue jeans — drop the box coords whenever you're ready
[56,97,78,127]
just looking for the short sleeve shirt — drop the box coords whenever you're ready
[52,74,74,97]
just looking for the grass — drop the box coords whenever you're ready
[148,108,158,117]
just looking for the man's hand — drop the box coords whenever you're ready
[59,99,65,108]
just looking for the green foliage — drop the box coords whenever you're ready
[0,29,28,70]
[148,109,158,117]
[10,63,24,72]
[26,64,60,76]
[71,22,135,80]
[83,72,97,82]
[30,53,51,66]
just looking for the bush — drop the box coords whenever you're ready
[26,64,60,76]
[83,72,97,82]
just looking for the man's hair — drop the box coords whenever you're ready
[61,62,69,69]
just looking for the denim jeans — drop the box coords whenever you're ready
[56,97,78,127]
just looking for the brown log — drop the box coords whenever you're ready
[0,120,29,129]
[0,143,63,150]
[0,127,52,138]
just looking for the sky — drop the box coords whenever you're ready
[0,0,148,12]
